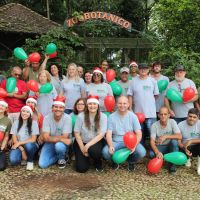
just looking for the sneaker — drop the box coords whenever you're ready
[185,158,192,168]
[58,159,66,169]
[128,163,135,172]
[168,164,176,174]
[111,162,119,170]
[96,165,104,172]
[26,162,34,170]
[197,156,200,175]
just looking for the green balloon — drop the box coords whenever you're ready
[14,47,28,61]
[6,77,16,93]
[39,83,53,94]
[157,80,168,92]
[110,82,122,96]
[166,88,183,103]
[164,152,187,165]
[46,43,57,54]
[71,114,77,129]
[112,148,131,164]
[103,111,111,117]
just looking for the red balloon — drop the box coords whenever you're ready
[106,69,116,83]
[183,87,195,103]
[0,131,4,142]
[135,112,145,124]
[49,51,57,59]
[0,88,8,98]
[104,96,115,112]
[123,131,137,150]
[28,52,41,63]
[147,158,163,174]
[27,80,39,92]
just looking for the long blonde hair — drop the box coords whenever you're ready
[65,63,80,83]
[38,70,51,84]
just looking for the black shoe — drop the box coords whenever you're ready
[111,162,119,170]
[96,165,104,172]
[58,159,66,169]
[168,164,176,174]
[128,163,135,172]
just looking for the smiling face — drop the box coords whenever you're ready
[38,71,48,84]
[87,102,98,113]
[76,100,85,113]
[84,72,92,84]
[153,64,161,74]
[21,109,31,120]
[67,65,77,78]
[93,72,102,84]
[120,72,129,82]
[175,70,186,82]
[50,65,59,76]
[0,104,7,114]
[52,105,65,118]
[139,67,149,77]
[117,96,129,113]
[101,61,108,72]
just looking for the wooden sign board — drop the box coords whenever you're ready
[64,12,132,32]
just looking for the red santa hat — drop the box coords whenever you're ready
[0,99,8,108]
[26,96,37,105]
[93,67,103,75]
[87,95,99,105]
[21,105,33,116]
[53,96,66,107]
[129,61,138,68]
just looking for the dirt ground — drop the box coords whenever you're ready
[1,158,200,200]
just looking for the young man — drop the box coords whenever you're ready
[117,67,130,96]
[77,65,84,78]
[151,61,169,114]
[102,96,146,171]
[178,108,200,175]
[39,96,72,169]
[1,67,28,123]
[129,61,138,78]
[127,63,159,145]
[165,65,198,124]
[150,106,182,173]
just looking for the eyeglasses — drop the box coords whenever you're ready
[93,73,101,77]
[77,103,85,106]
[102,64,108,66]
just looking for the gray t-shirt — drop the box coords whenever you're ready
[178,120,200,144]
[74,112,107,143]
[150,119,180,145]
[127,76,159,118]
[108,111,141,142]
[117,80,130,96]
[51,76,62,95]
[166,78,197,118]
[42,113,72,137]
[151,75,169,112]
[10,120,39,142]
[61,78,86,110]
[86,82,113,112]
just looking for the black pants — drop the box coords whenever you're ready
[73,139,103,173]
[0,151,6,171]
[187,145,200,157]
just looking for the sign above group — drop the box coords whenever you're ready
[64,11,132,32]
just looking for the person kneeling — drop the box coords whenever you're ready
[73,96,107,173]
[102,96,146,171]
[10,106,39,170]
[178,108,200,175]
[150,106,182,174]
[38,96,72,169]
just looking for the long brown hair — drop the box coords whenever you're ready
[84,104,101,131]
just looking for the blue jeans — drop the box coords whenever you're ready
[10,142,38,166]
[39,142,69,169]
[64,109,73,115]
[102,141,146,164]
[149,140,179,158]
[141,118,157,145]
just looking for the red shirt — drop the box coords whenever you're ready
[1,79,28,113]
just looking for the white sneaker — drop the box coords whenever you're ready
[26,162,34,170]
[197,156,200,175]
[185,158,191,167]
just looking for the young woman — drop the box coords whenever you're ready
[60,63,86,115]
[86,68,113,112]
[9,106,39,170]
[49,64,63,95]
[73,95,107,173]
[31,70,57,116]
[0,100,12,171]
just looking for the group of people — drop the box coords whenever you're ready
[0,57,199,176]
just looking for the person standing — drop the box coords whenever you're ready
[1,67,28,123]
[164,65,198,124]
[38,97,72,169]
[129,61,138,79]
[151,61,169,114]
[77,65,84,78]
[127,63,159,145]
[100,60,109,81]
